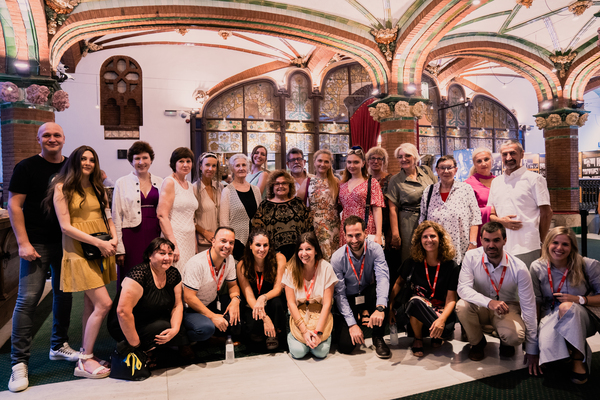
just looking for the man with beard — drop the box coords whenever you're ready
[456,222,540,375]
[488,140,552,268]
[331,215,391,358]
[286,147,312,203]
[182,227,242,347]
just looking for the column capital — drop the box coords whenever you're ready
[368,95,429,122]
[533,107,590,130]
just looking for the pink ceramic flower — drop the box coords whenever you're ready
[0,82,20,102]
[26,84,50,104]
[52,90,70,112]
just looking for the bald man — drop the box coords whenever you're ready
[7,123,79,392]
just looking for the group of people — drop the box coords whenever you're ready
[6,121,599,393]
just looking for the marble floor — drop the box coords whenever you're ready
[5,331,600,400]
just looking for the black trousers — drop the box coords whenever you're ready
[334,284,387,354]
[405,297,456,339]
[241,295,286,340]
[108,316,189,351]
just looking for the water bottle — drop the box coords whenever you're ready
[390,324,399,346]
[225,335,235,364]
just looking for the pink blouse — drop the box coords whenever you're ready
[338,178,385,246]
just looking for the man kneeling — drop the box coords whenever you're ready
[456,222,538,367]
[331,216,390,358]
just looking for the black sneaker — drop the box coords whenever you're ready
[372,336,391,359]
[499,341,515,357]
[468,335,487,361]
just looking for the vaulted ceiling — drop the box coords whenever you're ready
[2,0,600,106]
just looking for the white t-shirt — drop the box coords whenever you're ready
[487,167,551,255]
[183,249,237,306]
[281,260,338,305]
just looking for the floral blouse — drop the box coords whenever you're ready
[338,178,385,246]
[308,177,340,261]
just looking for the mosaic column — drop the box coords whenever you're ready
[534,108,589,227]
[368,97,428,175]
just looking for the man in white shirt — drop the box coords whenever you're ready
[182,227,241,345]
[488,140,553,268]
[286,148,311,202]
[456,222,540,375]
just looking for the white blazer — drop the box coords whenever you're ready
[112,172,164,255]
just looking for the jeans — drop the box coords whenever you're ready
[183,295,241,343]
[11,243,73,366]
[287,332,331,359]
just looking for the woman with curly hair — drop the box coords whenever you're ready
[237,229,287,351]
[251,170,312,261]
[529,227,600,384]
[388,221,459,357]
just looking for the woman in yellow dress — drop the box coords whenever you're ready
[46,145,117,379]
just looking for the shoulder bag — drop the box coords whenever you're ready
[421,184,434,222]
[80,185,112,263]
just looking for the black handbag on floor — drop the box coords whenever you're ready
[109,341,150,381]
[392,262,416,332]
[80,185,111,261]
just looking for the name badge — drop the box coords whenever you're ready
[355,295,365,305]
[216,300,222,311]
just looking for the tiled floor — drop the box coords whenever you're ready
[6,331,600,399]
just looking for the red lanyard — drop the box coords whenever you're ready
[256,272,264,294]
[346,243,366,287]
[207,251,226,291]
[481,254,508,300]
[424,260,441,298]
[303,263,318,306]
[547,262,569,293]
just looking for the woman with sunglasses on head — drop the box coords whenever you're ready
[529,227,600,383]
[46,145,117,379]
[307,149,340,261]
[282,232,338,359]
[338,146,385,247]
[418,155,481,265]
[112,141,163,291]
[237,229,287,351]
[247,145,270,198]
[193,152,224,254]
[387,143,436,265]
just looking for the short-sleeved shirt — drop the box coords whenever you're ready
[281,260,338,305]
[126,263,181,324]
[487,167,551,255]
[182,249,237,305]
[8,154,67,244]
[399,258,459,306]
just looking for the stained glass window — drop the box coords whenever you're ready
[244,83,279,119]
[350,64,371,94]
[320,68,349,121]
[206,87,244,118]
[285,74,312,120]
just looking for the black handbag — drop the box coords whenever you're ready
[364,176,372,223]
[421,183,434,222]
[392,262,416,332]
[80,185,111,261]
[109,341,150,381]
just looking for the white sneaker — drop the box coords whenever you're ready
[8,362,28,392]
[49,342,81,362]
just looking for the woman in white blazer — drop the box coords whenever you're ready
[112,141,163,291]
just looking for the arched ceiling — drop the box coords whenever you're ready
[2,0,600,104]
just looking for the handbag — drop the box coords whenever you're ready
[364,176,372,223]
[109,341,150,381]
[421,183,434,222]
[289,302,334,344]
[392,262,416,332]
[80,185,111,262]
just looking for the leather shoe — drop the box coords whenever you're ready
[499,341,515,357]
[372,336,391,359]
[468,335,487,361]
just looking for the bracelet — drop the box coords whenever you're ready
[585,296,589,305]
[294,318,304,326]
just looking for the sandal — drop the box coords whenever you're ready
[266,337,279,351]
[74,353,110,379]
[411,339,424,358]
[571,355,589,384]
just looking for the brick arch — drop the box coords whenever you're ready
[207,61,290,97]
[435,58,480,97]
[584,76,600,94]
[427,40,559,102]
[391,0,494,96]
[49,5,389,93]
[563,45,600,101]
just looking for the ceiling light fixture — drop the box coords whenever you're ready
[472,0,480,4]
[14,61,29,70]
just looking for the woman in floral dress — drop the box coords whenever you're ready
[338,146,385,247]
[307,149,340,261]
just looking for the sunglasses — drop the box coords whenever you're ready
[348,146,364,156]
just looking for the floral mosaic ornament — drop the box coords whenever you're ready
[369,101,428,121]
[26,85,50,104]
[534,111,590,129]
[0,82,20,102]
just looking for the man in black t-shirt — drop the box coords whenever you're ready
[7,122,79,393]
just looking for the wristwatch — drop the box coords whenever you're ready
[469,241,477,246]
[579,296,586,305]
[376,305,386,312]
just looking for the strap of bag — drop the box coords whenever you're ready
[364,176,372,223]
[90,184,111,235]
[304,176,311,208]
[422,184,434,221]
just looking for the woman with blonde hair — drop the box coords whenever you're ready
[282,232,338,359]
[387,143,436,263]
[465,147,495,246]
[529,227,600,383]
[388,221,459,357]
[307,149,340,260]
[338,146,384,246]
[220,153,262,260]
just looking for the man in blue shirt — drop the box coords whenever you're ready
[331,215,391,358]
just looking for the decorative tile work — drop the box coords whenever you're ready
[319,122,349,133]
[247,120,281,131]
[419,136,441,155]
[248,132,281,153]
[319,133,349,154]
[286,133,314,154]
[285,74,312,120]
[446,85,467,128]
[419,125,438,137]
[205,119,243,131]
[349,64,370,94]
[207,131,242,153]
[320,67,349,120]
[105,129,139,139]
[471,138,493,150]
[206,87,244,118]
[285,121,314,132]
[244,83,279,119]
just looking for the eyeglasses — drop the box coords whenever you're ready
[369,157,384,162]
[437,166,456,172]
[274,182,288,187]
[288,157,304,164]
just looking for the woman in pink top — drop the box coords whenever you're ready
[464,147,494,246]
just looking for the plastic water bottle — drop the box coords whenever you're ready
[225,335,235,364]
[390,324,399,346]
